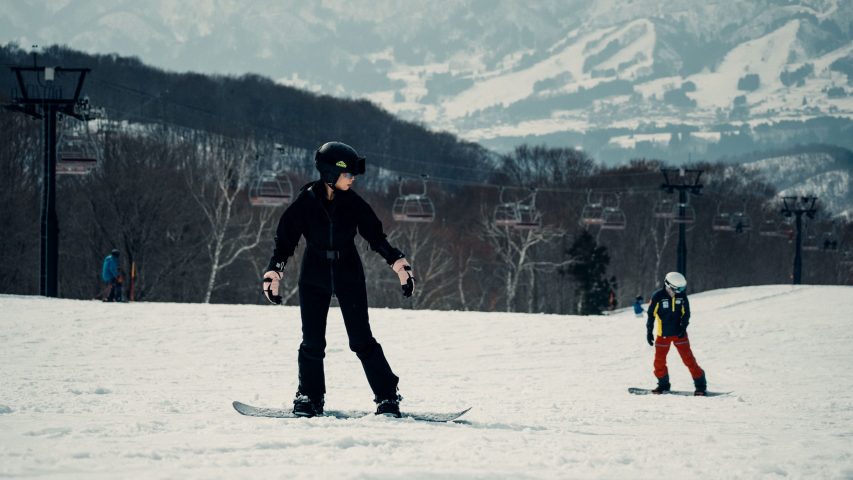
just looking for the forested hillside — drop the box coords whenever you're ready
[0,44,493,181]
[2,45,851,312]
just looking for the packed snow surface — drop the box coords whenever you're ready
[2,285,853,479]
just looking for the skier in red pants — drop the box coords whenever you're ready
[645,272,707,395]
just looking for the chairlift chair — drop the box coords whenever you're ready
[494,188,541,230]
[822,236,839,251]
[653,197,675,219]
[580,191,605,226]
[248,173,293,207]
[671,202,695,224]
[580,205,605,225]
[600,207,627,230]
[802,233,820,251]
[494,188,519,227]
[494,202,521,227]
[711,212,734,232]
[778,219,795,240]
[392,175,435,223]
[392,194,435,222]
[730,211,751,233]
[759,218,782,237]
[821,223,839,251]
[513,204,541,230]
[56,119,99,175]
[599,194,626,230]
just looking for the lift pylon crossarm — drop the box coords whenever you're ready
[660,168,704,191]
[8,66,91,113]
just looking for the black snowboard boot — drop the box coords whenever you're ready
[374,392,402,418]
[651,375,671,394]
[292,391,324,417]
[694,373,707,396]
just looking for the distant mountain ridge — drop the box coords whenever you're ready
[1,0,851,161]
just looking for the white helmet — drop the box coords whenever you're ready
[664,272,687,293]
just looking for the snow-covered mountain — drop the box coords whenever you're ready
[2,1,852,156]
[736,147,853,218]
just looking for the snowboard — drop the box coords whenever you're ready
[232,401,471,422]
[628,387,731,397]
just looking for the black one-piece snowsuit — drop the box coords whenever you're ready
[267,181,405,402]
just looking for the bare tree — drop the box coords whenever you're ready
[478,204,563,312]
[0,113,40,294]
[387,223,456,309]
[648,215,676,287]
[188,134,275,303]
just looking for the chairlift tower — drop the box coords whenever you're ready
[781,196,818,285]
[3,54,90,297]
[660,167,703,277]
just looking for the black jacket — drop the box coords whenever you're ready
[646,288,691,337]
[267,181,404,292]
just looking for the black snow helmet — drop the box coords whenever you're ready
[314,141,366,185]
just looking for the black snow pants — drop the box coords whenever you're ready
[297,280,399,401]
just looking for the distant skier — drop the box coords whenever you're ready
[100,248,123,302]
[633,295,644,318]
[645,272,707,396]
[261,141,415,418]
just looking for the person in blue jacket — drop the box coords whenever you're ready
[101,249,123,302]
[633,295,644,317]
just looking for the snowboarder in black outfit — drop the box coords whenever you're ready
[262,141,415,418]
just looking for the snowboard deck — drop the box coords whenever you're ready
[628,387,732,397]
[232,401,471,423]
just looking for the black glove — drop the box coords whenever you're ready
[677,323,687,338]
[392,258,415,298]
[262,270,283,304]
[646,331,654,346]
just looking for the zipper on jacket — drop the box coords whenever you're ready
[325,196,335,297]
[329,219,335,297]
[316,183,336,297]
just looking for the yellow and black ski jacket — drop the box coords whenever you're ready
[646,288,691,337]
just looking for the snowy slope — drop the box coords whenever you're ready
[440,19,657,119]
[686,20,802,109]
[1,285,853,479]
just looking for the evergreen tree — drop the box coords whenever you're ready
[561,230,614,315]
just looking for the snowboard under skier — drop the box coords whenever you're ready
[645,272,707,396]
[261,141,416,418]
